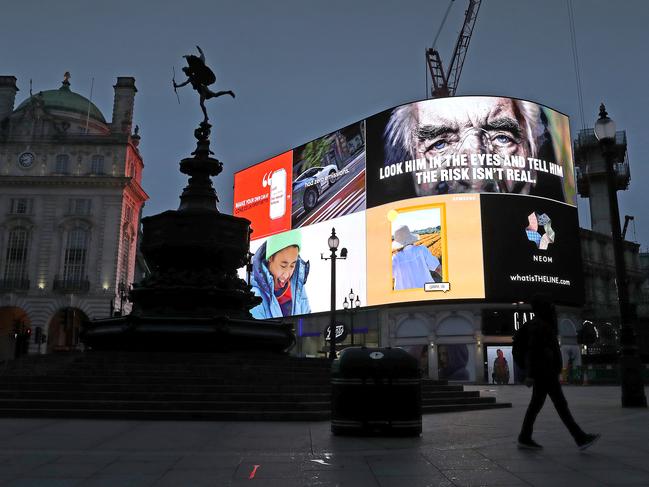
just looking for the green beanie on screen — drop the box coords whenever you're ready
[265,229,302,260]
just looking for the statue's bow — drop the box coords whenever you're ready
[172,66,180,104]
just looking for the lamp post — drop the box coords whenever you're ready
[343,288,361,346]
[594,104,647,408]
[245,251,254,285]
[321,228,347,359]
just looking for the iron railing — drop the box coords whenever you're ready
[0,278,30,291]
[53,276,90,293]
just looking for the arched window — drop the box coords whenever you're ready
[55,154,70,174]
[91,155,104,175]
[2,228,30,288]
[63,228,88,283]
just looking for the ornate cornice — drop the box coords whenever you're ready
[0,133,129,145]
[125,178,149,202]
[0,175,131,188]
[1,215,35,230]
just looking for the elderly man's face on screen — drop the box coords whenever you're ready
[393,97,540,194]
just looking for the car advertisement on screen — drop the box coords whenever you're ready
[233,151,292,239]
[365,96,576,209]
[292,121,366,228]
[234,96,583,319]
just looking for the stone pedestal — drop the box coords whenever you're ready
[82,122,295,352]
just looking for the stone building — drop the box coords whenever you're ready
[0,74,148,359]
[639,251,649,320]
[580,228,645,324]
[291,226,649,380]
[578,228,648,357]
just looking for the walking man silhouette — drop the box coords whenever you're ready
[518,295,600,450]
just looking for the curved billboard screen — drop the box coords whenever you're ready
[233,96,583,319]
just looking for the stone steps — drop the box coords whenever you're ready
[0,352,511,420]
[0,389,486,404]
[422,402,511,414]
[0,390,332,402]
[0,399,330,412]
[0,381,330,394]
[0,408,333,421]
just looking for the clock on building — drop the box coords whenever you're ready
[18,152,35,169]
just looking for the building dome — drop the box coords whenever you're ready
[14,77,106,123]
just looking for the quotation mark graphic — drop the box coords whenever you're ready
[262,171,274,188]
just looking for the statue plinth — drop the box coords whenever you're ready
[82,122,295,352]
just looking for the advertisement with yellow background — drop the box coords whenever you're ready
[366,194,484,305]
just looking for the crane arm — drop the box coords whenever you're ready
[445,0,482,96]
[622,215,634,240]
[426,48,449,98]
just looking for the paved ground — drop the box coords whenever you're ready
[0,385,647,486]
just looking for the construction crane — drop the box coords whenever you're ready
[426,0,482,98]
[622,215,634,240]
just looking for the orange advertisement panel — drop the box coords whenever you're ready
[233,151,293,239]
[366,194,484,305]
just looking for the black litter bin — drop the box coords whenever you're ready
[331,347,421,436]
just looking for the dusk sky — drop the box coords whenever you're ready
[3,0,648,248]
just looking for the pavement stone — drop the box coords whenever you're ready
[0,385,646,487]
[1,479,84,487]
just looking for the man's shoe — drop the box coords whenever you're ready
[577,433,601,451]
[517,437,543,450]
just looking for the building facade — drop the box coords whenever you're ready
[0,74,148,359]
[292,227,648,383]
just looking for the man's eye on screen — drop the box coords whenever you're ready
[424,140,449,152]
[492,134,516,146]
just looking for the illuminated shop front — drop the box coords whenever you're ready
[234,96,584,382]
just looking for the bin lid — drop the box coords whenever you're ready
[332,347,419,378]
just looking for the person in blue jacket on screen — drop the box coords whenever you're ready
[391,224,442,290]
[250,229,311,319]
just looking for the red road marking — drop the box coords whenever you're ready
[249,464,260,479]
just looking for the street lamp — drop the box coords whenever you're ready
[321,228,347,359]
[117,281,129,317]
[343,288,361,345]
[594,103,647,408]
[245,251,254,285]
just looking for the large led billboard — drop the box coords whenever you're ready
[234,96,583,319]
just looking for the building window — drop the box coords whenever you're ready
[63,228,88,283]
[68,199,92,216]
[3,228,29,285]
[91,155,104,175]
[9,198,33,214]
[55,154,70,174]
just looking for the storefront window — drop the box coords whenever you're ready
[437,344,471,381]
[486,346,514,384]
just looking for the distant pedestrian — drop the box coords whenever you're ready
[517,295,600,450]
